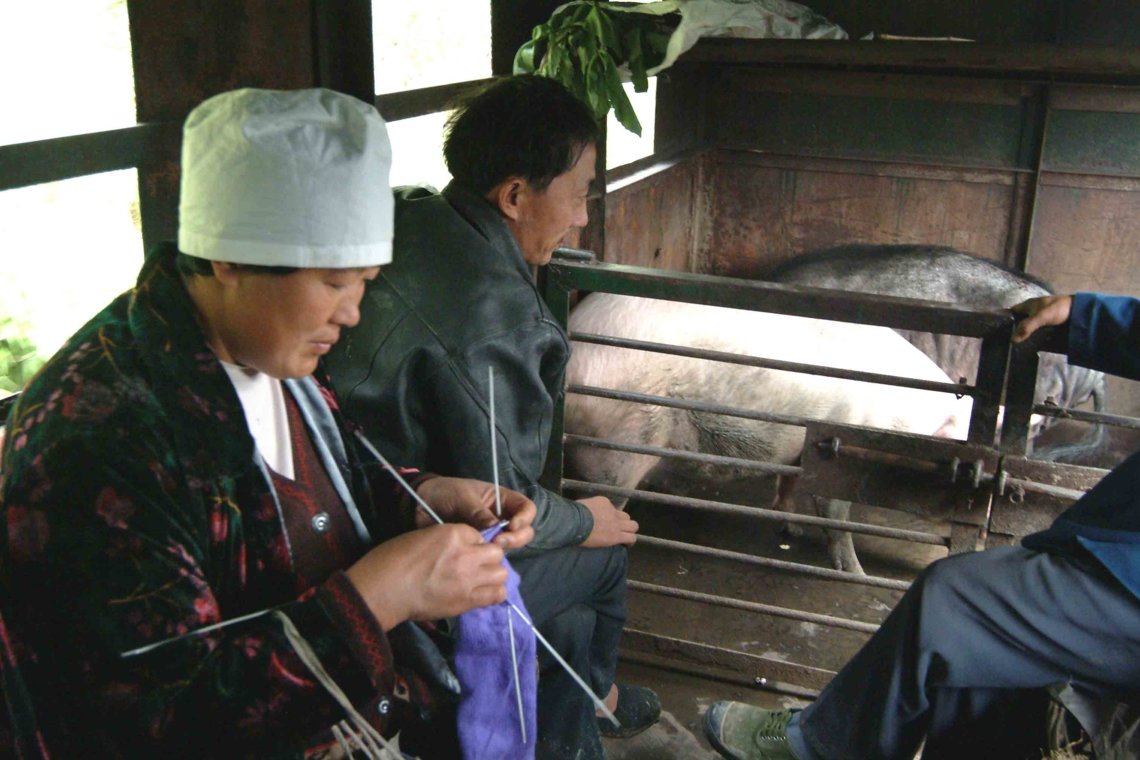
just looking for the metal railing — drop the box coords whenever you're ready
[537,258,1083,693]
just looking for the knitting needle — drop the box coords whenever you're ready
[355,434,445,526]
[488,364,526,742]
[122,438,475,659]
[488,366,503,519]
[374,419,615,732]
[506,600,528,744]
[508,600,620,730]
[121,607,276,658]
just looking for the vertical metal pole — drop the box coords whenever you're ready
[1000,342,1041,455]
[971,321,1014,447]
[538,264,575,494]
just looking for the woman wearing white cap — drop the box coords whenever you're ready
[0,88,535,757]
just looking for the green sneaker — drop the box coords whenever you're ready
[704,702,801,760]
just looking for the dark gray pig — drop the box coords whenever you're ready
[765,244,1107,460]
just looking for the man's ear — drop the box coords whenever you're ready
[486,177,527,222]
[211,260,241,286]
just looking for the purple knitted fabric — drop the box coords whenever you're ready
[455,525,537,759]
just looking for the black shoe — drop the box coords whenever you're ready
[598,684,662,739]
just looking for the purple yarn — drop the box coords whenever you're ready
[454,525,537,759]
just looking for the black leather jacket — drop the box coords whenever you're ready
[327,182,593,551]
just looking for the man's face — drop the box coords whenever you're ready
[211,265,380,378]
[508,143,596,266]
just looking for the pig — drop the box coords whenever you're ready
[764,244,1107,461]
[564,292,974,574]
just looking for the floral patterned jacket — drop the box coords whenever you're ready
[0,244,442,758]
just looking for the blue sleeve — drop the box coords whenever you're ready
[1067,292,1140,382]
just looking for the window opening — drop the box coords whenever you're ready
[372,1,492,94]
[1,0,134,146]
[606,78,657,170]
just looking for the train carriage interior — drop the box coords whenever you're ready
[3,1,1140,757]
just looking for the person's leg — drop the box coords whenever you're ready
[919,687,1051,760]
[788,546,1140,760]
[511,545,628,758]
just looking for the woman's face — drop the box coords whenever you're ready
[209,265,380,378]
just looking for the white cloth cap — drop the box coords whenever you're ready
[179,88,393,268]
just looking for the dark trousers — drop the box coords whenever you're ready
[790,546,1140,760]
[512,544,628,760]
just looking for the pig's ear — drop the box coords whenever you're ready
[486,177,527,221]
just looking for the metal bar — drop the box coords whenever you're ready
[1002,476,1088,502]
[564,433,802,477]
[569,384,816,429]
[563,480,951,546]
[1031,404,1140,430]
[636,535,913,591]
[825,442,947,477]
[1000,329,1057,453]
[546,261,1013,337]
[970,325,1013,446]
[628,580,881,634]
[538,262,574,496]
[570,333,977,397]
[619,629,827,695]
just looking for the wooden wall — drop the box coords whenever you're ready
[600,42,1140,415]
[603,158,702,272]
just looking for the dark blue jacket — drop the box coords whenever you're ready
[1024,292,1140,598]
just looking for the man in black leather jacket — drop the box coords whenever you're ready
[327,75,660,758]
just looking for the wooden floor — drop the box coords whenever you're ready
[598,475,942,759]
[594,418,1133,759]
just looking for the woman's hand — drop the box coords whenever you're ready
[413,476,536,551]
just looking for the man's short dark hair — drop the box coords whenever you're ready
[444,75,599,196]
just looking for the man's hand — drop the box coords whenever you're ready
[578,495,639,548]
[413,476,535,551]
[1012,294,1073,343]
[345,523,509,631]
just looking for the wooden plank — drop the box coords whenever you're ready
[314,0,375,103]
[679,39,1140,83]
[708,150,1024,184]
[375,78,496,122]
[1044,110,1140,177]
[128,0,316,251]
[700,157,1016,278]
[720,68,1033,106]
[604,158,699,271]
[1051,84,1140,114]
[1029,183,1140,296]
[0,124,177,192]
[707,87,1029,170]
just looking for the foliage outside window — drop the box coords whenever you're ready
[514,1,678,136]
[1,1,138,397]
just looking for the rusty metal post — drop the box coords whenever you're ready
[537,263,577,495]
